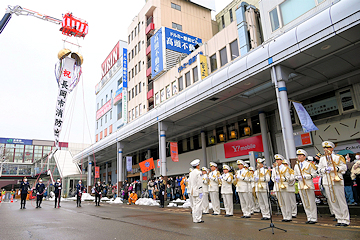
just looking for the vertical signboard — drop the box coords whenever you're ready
[199,54,208,80]
[170,142,179,162]
[164,27,202,54]
[151,28,164,77]
[126,156,133,172]
[122,47,128,124]
[122,89,127,124]
[122,48,128,88]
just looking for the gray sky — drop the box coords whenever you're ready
[0,0,233,144]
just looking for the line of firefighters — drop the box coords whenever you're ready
[187,141,350,226]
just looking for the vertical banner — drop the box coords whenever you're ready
[170,142,179,162]
[157,159,161,168]
[126,156,133,172]
[292,102,319,133]
[199,54,208,80]
[95,166,100,179]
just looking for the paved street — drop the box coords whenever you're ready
[1,200,360,240]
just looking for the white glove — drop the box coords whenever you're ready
[326,167,332,173]
[37,192,39,195]
[218,176,222,179]
[297,176,303,181]
[199,193,203,199]
[237,175,240,179]
[275,176,280,183]
[254,177,259,182]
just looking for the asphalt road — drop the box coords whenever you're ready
[1,199,360,240]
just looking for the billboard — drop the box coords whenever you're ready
[164,27,202,55]
[223,135,264,158]
[151,27,164,77]
[101,41,120,78]
[96,99,112,120]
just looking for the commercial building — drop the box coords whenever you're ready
[77,0,360,190]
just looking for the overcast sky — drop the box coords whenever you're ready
[0,0,233,144]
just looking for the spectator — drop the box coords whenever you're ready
[166,184,171,200]
[128,191,138,205]
[351,154,360,204]
[180,176,186,200]
[136,180,141,197]
[148,180,154,198]
[141,188,149,198]
[344,154,355,205]
[124,184,129,200]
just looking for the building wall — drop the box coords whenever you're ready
[259,0,339,41]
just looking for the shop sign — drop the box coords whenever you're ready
[0,138,33,145]
[113,87,123,105]
[122,48,128,88]
[96,99,112,120]
[199,54,208,80]
[151,28,164,78]
[164,27,202,55]
[224,135,264,158]
[178,51,203,73]
[101,41,120,78]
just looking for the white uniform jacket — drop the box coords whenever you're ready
[208,170,221,192]
[189,168,203,197]
[254,167,270,192]
[221,173,234,194]
[294,161,317,190]
[234,169,250,193]
[271,165,294,191]
[202,173,209,193]
[318,153,347,186]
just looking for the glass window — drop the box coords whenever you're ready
[135,106,138,117]
[118,77,122,86]
[132,109,135,119]
[138,42,141,52]
[155,92,160,105]
[105,114,107,123]
[160,89,165,102]
[172,22,182,31]
[138,22,140,33]
[269,8,280,32]
[193,66,199,83]
[185,71,191,87]
[139,104,142,115]
[110,110,112,120]
[171,3,181,11]
[221,15,225,29]
[101,118,103,126]
[280,0,315,26]
[139,82,141,93]
[172,81,177,95]
[220,47,228,67]
[135,46,137,55]
[128,35,130,44]
[97,103,99,110]
[230,40,239,60]
[230,9,233,23]
[134,27,137,36]
[101,99,103,106]
[132,88,134,99]
[178,76,184,92]
[251,115,261,134]
[138,61,141,72]
[135,85,138,96]
[339,89,355,112]
[97,121,98,129]
[166,85,171,99]
[210,54,217,72]
[128,90,131,101]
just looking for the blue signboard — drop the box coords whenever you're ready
[115,87,123,97]
[122,48,128,88]
[151,28,164,77]
[164,27,202,55]
[0,138,33,145]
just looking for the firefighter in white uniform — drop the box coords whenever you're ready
[254,158,271,220]
[318,141,350,227]
[208,162,221,215]
[248,166,260,213]
[234,160,251,218]
[271,154,293,222]
[283,160,297,218]
[201,167,210,214]
[294,149,318,224]
[189,159,204,223]
[220,164,234,217]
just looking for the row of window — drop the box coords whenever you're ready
[269,0,325,32]
[97,89,113,111]
[128,103,143,122]
[95,125,113,142]
[172,22,182,31]
[128,41,142,63]
[209,40,239,73]
[171,2,181,11]
[128,21,142,44]
[128,82,143,101]
[220,8,233,29]
[128,61,142,81]
[96,110,113,130]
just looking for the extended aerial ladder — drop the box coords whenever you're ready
[0,5,88,37]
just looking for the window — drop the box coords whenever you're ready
[185,71,191,87]
[155,92,160,105]
[138,61,141,72]
[138,22,140,33]
[134,26,137,36]
[101,118,103,126]
[118,77,122,86]
[132,109,135,120]
[132,68,134,78]
[105,114,107,123]
[135,64,138,75]
[172,81,177,95]
[131,49,134,59]
[128,35,130,44]
[135,85,138,96]
[230,40,239,60]
[97,103,99,110]
[129,111,131,121]
[128,53,131,62]
[106,94,108,102]
[135,45,137,55]
[138,42,141,52]
[171,3,181,11]
[139,82,141,93]
[210,54,217,72]
[178,76,184,92]
[230,9,233,23]
[269,7,280,32]
[139,104,142,115]
[172,22,182,31]
[220,47,228,67]
[110,110,112,120]
[280,0,315,26]
[166,85,171,99]
[128,71,131,80]
[132,88,134,99]
[193,66,199,83]
[221,15,225,29]
[160,89,165,102]
[97,121,98,129]
[101,99,103,106]
[128,90,131,101]
[135,106,138,117]
[110,90,113,99]
[131,31,133,40]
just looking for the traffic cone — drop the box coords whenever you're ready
[10,195,13,203]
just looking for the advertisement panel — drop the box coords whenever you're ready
[151,28,164,77]
[101,41,120,78]
[224,135,264,158]
[164,27,202,55]
[113,87,123,105]
[122,48,128,88]
[96,99,112,120]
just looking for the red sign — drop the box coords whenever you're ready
[139,158,155,173]
[170,142,179,162]
[157,159,161,168]
[113,92,122,105]
[95,166,100,178]
[301,133,311,145]
[101,41,120,78]
[96,99,112,120]
[224,135,264,158]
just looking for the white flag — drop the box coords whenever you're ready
[292,102,319,133]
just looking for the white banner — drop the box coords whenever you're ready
[126,156,132,172]
[54,57,76,147]
[292,101,319,133]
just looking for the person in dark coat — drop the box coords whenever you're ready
[54,179,62,208]
[35,178,46,208]
[20,177,30,209]
[76,180,85,207]
[158,176,166,208]
[95,180,103,206]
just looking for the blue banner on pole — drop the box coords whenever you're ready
[292,102,319,133]
[126,156,132,172]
